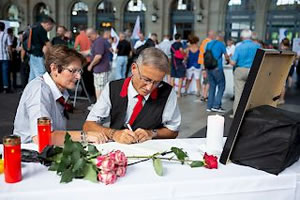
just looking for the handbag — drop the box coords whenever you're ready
[230,105,300,175]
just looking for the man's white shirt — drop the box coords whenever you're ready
[87,80,181,132]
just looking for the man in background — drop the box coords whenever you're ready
[230,29,260,116]
[74,25,94,97]
[133,32,146,50]
[206,32,229,113]
[51,25,67,46]
[116,32,131,79]
[86,28,111,99]
[28,16,54,81]
[0,22,12,93]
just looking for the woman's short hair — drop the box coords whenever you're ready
[45,45,86,73]
[136,47,169,73]
[188,35,199,44]
[281,38,290,48]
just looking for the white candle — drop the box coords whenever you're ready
[206,115,224,154]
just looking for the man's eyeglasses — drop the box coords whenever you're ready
[136,63,161,87]
[64,68,83,75]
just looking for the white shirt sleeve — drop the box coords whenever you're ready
[7,34,12,46]
[161,88,181,131]
[86,83,111,123]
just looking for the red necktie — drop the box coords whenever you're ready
[129,95,144,125]
[57,96,73,119]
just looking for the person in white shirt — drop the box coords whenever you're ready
[133,32,146,50]
[0,22,12,93]
[158,35,172,59]
[83,47,181,144]
[226,39,236,59]
[14,45,107,145]
[158,35,172,83]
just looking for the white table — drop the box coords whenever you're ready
[1,138,299,200]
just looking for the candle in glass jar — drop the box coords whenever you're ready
[38,117,51,153]
[3,135,22,183]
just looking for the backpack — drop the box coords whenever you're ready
[22,25,37,53]
[171,46,185,59]
[204,41,218,70]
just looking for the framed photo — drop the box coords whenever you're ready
[220,49,296,164]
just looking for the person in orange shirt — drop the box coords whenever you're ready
[198,30,216,66]
[74,26,91,58]
[198,30,216,101]
[74,25,94,97]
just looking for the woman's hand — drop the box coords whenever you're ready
[85,131,109,144]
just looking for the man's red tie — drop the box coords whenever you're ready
[129,95,144,125]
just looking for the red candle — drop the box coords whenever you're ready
[3,135,22,183]
[38,117,51,153]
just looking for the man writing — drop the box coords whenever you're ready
[83,47,181,144]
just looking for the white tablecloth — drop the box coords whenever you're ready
[1,138,299,200]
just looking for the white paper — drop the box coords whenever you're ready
[206,115,224,154]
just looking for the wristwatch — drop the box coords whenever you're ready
[151,129,158,138]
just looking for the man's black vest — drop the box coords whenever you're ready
[109,79,172,131]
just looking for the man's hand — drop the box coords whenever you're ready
[112,129,138,144]
[134,128,152,143]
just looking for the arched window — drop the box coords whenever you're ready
[33,3,50,23]
[170,0,195,40]
[96,0,116,31]
[266,0,300,45]
[225,0,256,41]
[71,2,88,33]
[124,0,146,32]
[7,5,19,21]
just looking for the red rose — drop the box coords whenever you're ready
[96,155,106,168]
[115,166,126,177]
[98,157,116,172]
[203,153,218,169]
[98,171,117,185]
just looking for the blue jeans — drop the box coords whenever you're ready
[0,60,9,88]
[29,55,46,81]
[116,56,128,79]
[207,68,225,109]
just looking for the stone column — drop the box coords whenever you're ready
[114,0,124,33]
[254,0,268,41]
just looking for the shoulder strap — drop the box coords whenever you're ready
[208,40,217,51]
[27,28,32,50]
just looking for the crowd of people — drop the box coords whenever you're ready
[0,15,300,144]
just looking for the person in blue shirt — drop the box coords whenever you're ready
[230,29,260,116]
[205,33,229,113]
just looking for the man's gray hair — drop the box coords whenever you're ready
[136,47,169,73]
[86,28,97,35]
[241,29,252,39]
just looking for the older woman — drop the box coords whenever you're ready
[14,45,108,145]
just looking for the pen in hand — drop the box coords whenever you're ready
[126,123,133,131]
[126,123,138,143]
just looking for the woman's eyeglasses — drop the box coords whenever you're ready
[64,68,83,75]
